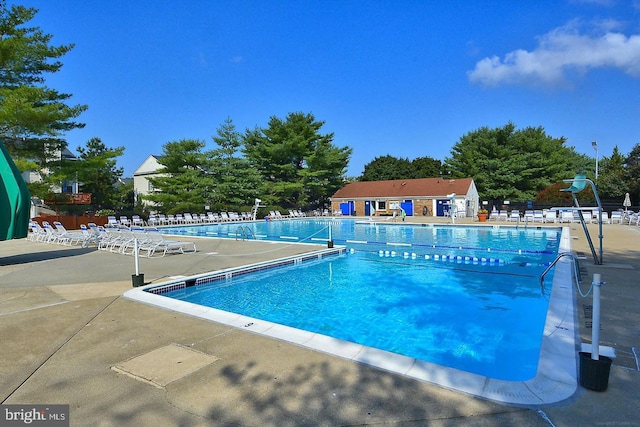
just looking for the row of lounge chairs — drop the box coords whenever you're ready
[28,220,196,257]
[267,210,307,220]
[28,220,94,246]
[146,212,254,226]
[487,209,629,224]
[96,226,196,257]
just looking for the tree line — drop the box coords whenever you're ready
[2,3,639,218]
[143,115,351,214]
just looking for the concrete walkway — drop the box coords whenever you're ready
[1,219,638,426]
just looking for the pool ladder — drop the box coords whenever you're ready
[539,252,582,296]
[235,226,255,241]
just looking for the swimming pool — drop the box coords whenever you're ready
[126,220,578,404]
[160,219,559,258]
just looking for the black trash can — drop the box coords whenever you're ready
[579,351,612,391]
[132,273,145,287]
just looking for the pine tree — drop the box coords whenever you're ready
[0,4,87,175]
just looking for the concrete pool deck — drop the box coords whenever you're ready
[1,218,639,426]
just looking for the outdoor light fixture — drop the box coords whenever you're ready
[592,141,599,183]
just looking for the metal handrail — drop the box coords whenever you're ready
[560,177,603,264]
[540,252,582,296]
[235,226,256,241]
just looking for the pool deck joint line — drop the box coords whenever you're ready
[112,343,220,388]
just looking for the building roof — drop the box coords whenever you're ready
[331,177,474,199]
[133,155,162,176]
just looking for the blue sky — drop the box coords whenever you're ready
[17,0,640,177]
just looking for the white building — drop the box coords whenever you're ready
[133,155,163,207]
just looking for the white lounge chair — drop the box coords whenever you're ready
[523,210,534,222]
[560,211,573,223]
[533,210,544,223]
[545,211,557,223]
[610,211,623,224]
[132,215,145,227]
[52,221,85,246]
[28,221,46,242]
[80,224,101,247]
[142,228,196,257]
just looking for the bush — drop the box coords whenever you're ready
[96,209,116,216]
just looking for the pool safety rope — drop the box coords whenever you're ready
[376,249,506,265]
[344,247,552,268]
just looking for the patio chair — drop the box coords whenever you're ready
[80,224,101,247]
[544,210,557,223]
[132,215,145,227]
[147,214,158,226]
[29,221,48,242]
[572,211,582,223]
[533,210,544,223]
[560,211,573,223]
[508,210,520,222]
[52,221,85,246]
[610,211,623,224]
[142,228,197,257]
[523,210,534,222]
[40,221,65,244]
[108,227,136,254]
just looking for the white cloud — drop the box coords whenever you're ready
[468,22,640,87]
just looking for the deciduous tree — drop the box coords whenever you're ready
[445,123,581,201]
[360,155,443,181]
[360,155,414,181]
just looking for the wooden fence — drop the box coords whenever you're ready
[34,214,108,230]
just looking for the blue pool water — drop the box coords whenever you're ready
[158,220,561,381]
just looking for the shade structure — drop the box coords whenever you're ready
[623,192,631,211]
[0,139,31,240]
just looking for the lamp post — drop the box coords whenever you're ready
[592,141,599,184]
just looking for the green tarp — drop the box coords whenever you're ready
[0,139,31,240]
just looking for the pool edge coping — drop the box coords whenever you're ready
[123,226,577,407]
